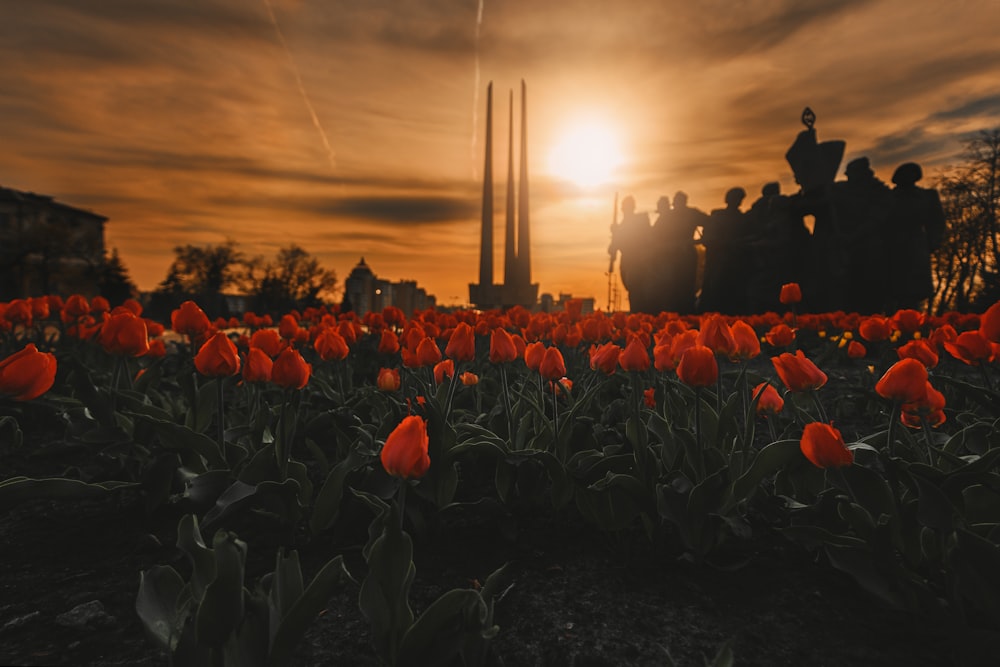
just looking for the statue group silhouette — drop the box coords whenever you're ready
[608,109,946,315]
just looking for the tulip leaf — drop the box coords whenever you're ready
[266,555,352,667]
[195,530,247,648]
[135,565,186,651]
[201,478,302,534]
[135,414,226,469]
[310,448,369,535]
[175,514,216,604]
[396,589,492,667]
[727,439,801,506]
[0,476,137,509]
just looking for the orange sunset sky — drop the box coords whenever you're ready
[2,0,1000,307]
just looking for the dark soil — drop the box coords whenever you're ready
[1,485,993,667]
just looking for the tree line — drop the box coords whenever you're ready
[145,242,337,322]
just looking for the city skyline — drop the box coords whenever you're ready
[2,1,1000,306]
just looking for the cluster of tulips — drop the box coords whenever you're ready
[2,284,1000,664]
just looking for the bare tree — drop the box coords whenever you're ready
[248,244,337,314]
[931,129,1000,313]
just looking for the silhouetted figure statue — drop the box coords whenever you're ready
[883,162,946,312]
[670,191,709,314]
[832,157,892,313]
[699,187,747,313]
[648,194,698,313]
[609,195,654,313]
[785,107,846,312]
[745,182,810,313]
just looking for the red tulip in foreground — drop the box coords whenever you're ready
[0,343,57,401]
[875,358,929,404]
[194,332,241,377]
[272,347,312,389]
[800,422,853,468]
[772,350,827,392]
[380,414,430,480]
[676,345,718,388]
[779,282,802,305]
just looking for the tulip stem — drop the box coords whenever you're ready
[216,378,226,459]
[693,386,706,479]
[499,363,514,445]
[809,391,829,423]
[443,362,461,423]
[886,399,901,458]
[397,481,408,532]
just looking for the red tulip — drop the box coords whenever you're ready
[643,387,656,408]
[753,382,784,415]
[779,282,802,305]
[697,315,736,357]
[445,322,477,362]
[377,329,401,355]
[99,311,149,357]
[676,345,718,388]
[171,300,211,338]
[772,350,827,392]
[271,347,312,389]
[875,358,929,403]
[524,341,545,371]
[619,337,650,372]
[433,359,455,385]
[800,422,853,468]
[858,316,894,343]
[278,314,300,340]
[0,344,57,401]
[896,339,938,368]
[459,371,479,386]
[250,329,283,358]
[589,342,621,374]
[314,329,349,362]
[538,346,567,381]
[377,367,401,392]
[729,320,761,361]
[764,323,795,348]
[489,328,519,364]
[243,347,273,383]
[846,340,867,359]
[943,330,994,366]
[194,332,241,377]
[980,300,1000,343]
[381,415,430,480]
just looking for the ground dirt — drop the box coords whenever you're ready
[1,482,995,667]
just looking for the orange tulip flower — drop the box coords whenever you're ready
[779,282,802,305]
[875,358,929,403]
[250,328,283,358]
[943,330,994,366]
[589,342,621,374]
[753,382,784,415]
[697,315,736,357]
[459,371,479,386]
[901,380,946,429]
[445,322,476,362]
[846,340,867,359]
[676,345,718,388]
[764,323,795,348]
[858,316,894,343]
[194,332,241,377]
[643,387,656,408]
[896,339,938,368]
[433,359,455,385]
[729,320,761,361]
[380,415,430,480]
[377,367,401,392]
[980,300,1000,343]
[171,300,212,338]
[271,347,312,389]
[489,328,519,364]
[377,329,401,355]
[538,346,567,381]
[99,311,149,357]
[524,341,545,371]
[314,329,350,362]
[0,344,57,401]
[800,422,853,468]
[243,347,273,383]
[619,337,650,372]
[771,350,827,392]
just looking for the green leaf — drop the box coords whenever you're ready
[396,589,491,667]
[201,479,302,534]
[727,439,801,506]
[358,505,415,665]
[175,514,216,604]
[266,555,353,667]
[136,414,226,469]
[268,549,305,645]
[0,476,138,510]
[195,530,247,648]
[310,448,369,535]
[135,565,186,652]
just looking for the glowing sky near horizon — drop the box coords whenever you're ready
[2,0,999,307]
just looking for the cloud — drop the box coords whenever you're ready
[315,195,478,224]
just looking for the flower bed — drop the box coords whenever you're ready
[1,292,999,665]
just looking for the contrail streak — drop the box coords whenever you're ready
[471,0,484,178]
[263,0,336,169]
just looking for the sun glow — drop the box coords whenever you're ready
[546,118,624,189]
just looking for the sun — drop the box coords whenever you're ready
[546,118,624,189]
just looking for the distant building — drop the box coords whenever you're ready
[540,292,596,315]
[0,185,107,300]
[343,257,436,318]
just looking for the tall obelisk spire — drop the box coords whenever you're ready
[477,82,494,288]
[517,79,531,286]
[503,89,516,285]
